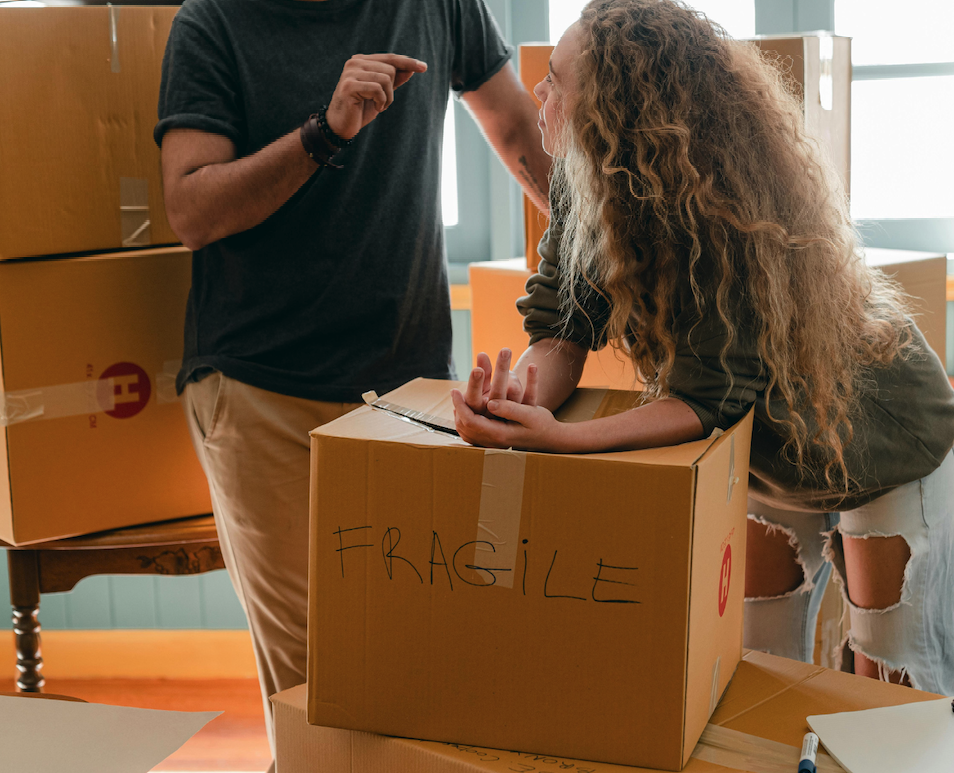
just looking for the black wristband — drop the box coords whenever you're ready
[300,112,342,169]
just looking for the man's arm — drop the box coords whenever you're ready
[461,62,552,213]
[161,129,315,251]
[160,53,427,251]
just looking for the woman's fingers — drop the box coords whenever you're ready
[485,398,532,425]
[475,352,493,382]
[464,366,486,410]
[451,389,510,448]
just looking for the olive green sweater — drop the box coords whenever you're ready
[518,224,954,512]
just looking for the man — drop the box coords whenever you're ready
[154,0,550,765]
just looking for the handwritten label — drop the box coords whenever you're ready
[333,525,641,605]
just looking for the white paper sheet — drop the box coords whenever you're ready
[808,697,954,773]
[0,695,221,773]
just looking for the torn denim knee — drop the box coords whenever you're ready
[823,515,924,689]
[745,513,820,601]
[742,505,837,663]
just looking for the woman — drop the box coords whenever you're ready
[451,0,954,693]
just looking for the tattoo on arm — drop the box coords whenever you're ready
[518,155,547,204]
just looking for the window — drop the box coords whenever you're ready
[548,0,754,44]
[836,0,954,66]
[836,0,954,228]
[441,102,459,227]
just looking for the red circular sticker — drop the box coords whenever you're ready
[718,543,732,617]
[98,362,151,419]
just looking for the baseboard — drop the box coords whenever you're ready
[2,629,257,679]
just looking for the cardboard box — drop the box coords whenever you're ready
[747,35,851,194]
[0,6,179,260]
[469,246,947,397]
[469,259,639,389]
[307,378,753,770]
[0,247,211,545]
[276,649,942,773]
[865,248,947,367]
[467,260,640,390]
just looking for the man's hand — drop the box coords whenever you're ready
[326,54,427,141]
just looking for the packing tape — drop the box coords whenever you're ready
[108,4,121,73]
[708,656,722,716]
[692,724,842,773]
[0,380,116,427]
[155,360,181,405]
[361,391,459,437]
[0,361,181,426]
[120,178,151,247]
[473,449,526,589]
[727,434,738,502]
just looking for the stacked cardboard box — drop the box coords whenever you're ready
[303,378,753,770]
[275,649,944,773]
[0,7,211,544]
[0,6,178,259]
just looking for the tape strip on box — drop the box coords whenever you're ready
[0,380,116,427]
[0,360,179,426]
[156,360,181,405]
[361,391,459,437]
[474,449,526,589]
[109,5,121,73]
[120,178,151,247]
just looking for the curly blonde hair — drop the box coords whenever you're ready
[556,0,913,490]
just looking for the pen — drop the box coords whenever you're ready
[798,732,818,773]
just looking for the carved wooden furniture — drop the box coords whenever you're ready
[2,514,223,692]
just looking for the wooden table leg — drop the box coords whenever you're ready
[7,551,44,692]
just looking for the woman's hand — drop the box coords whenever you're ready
[452,348,570,451]
[451,390,571,451]
[462,349,538,418]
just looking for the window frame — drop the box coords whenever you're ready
[757,0,953,252]
[444,0,549,282]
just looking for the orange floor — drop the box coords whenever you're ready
[0,677,271,772]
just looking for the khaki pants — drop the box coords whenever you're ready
[183,372,361,767]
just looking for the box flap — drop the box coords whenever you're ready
[313,379,731,470]
[711,650,941,748]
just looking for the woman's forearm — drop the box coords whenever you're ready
[560,397,705,453]
[513,337,587,411]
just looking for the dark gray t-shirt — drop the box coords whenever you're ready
[155,0,511,401]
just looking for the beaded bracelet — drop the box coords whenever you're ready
[317,104,353,149]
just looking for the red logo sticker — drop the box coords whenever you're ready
[718,543,732,617]
[98,362,151,419]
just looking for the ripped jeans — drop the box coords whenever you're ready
[743,448,954,694]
